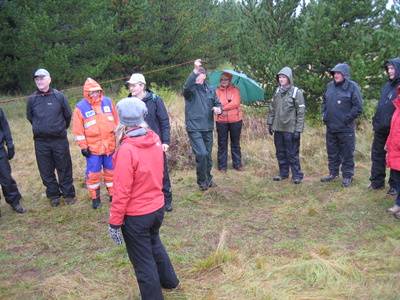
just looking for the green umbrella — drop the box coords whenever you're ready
[208,70,265,103]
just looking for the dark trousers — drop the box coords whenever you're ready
[274,131,303,180]
[216,120,243,170]
[122,208,179,300]
[326,130,355,178]
[34,138,75,199]
[162,152,172,206]
[0,148,22,207]
[370,131,395,188]
[187,131,213,185]
[392,170,400,206]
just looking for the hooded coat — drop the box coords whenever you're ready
[109,130,164,226]
[267,67,305,133]
[372,57,400,133]
[322,63,363,133]
[73,78,118,155]
[385,88,400,171]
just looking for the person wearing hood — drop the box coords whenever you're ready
[73,78,118,209]
[27,68,76,207]
[321,63,363,187]
[182,59,222,191]
[215,72,244,173]
[127,73,173,212]
[267,67,306,184]
[365,57,400,195]
[109,97,179,299]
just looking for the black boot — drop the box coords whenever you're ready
[92,197,101,209]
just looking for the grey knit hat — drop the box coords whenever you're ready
[117,97,148,127]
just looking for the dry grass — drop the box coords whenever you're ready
[0,91,399,300]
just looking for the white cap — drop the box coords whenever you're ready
[127,73,146,85]
[34,68,50,78]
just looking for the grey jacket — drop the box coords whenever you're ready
[267,67,305,133]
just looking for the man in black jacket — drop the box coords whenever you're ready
[26,69,75,207]
[365,58,400,195]
[321,63,363,187]
[0,107,26,214]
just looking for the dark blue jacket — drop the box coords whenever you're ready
[128,90,170,145]
[372,57,400,133]
[0,107,13,151]
[322,63,363,133]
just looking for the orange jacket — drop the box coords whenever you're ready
[216,84,242,123]
[73,78,118,155]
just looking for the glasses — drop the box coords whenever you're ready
[89,91,100,96]
[220,79,229,82]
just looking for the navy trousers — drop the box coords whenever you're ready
[0,147,22,207]
[216,120,243,170]
[325,130,355,178]
[34,138,75,199]
[370,131,395,188]
[122,208,179,300]
[273,131,303,180]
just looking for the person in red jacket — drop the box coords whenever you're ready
[108,97,179,299]
[215,72,243,173]
[385,86,400,219]
[73,78,118,209]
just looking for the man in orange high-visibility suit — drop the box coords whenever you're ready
[73,78,118,209]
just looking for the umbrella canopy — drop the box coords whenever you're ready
[208,69,265,103]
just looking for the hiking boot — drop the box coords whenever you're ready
[273,176,288,181]
[386,204,400,214]
[199,184,208,191]
[13,204,27,213]
[320,175,339,182]
[50,198,60,207]
[294,179,302,184]
[394,211,400,219]
[341,178,352,187]
[219,169,227,173]
[364,184,384,190]
[236,167,244,172]
[208,181,217,188]
[92,198,101,209]
[165,204,173,212]
[64,197,75,205]
[387,187,398,196]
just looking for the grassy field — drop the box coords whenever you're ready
[0,91,399,300]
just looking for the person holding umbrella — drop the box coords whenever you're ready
[216,72,244,173]
[267,67,305,184]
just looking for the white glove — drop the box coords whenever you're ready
[108,225,123,245]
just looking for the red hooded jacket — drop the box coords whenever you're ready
[109,130,164,226]
[386,87,400,171]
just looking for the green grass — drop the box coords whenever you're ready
[0,93,399,299]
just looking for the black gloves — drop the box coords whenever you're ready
[268,125,274,136]
[108,225,123,245]
[7,147,15,160]
[81,148,91,158]
[293,131,301,140]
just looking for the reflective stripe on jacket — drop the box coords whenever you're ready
[73,96,118,155]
